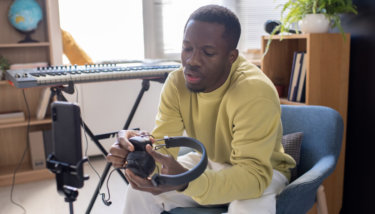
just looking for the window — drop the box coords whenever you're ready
[144,0,286,59]
[236,0,287,52]
[58,0,144,63]
[59,0,286,62]
[143,0,235,59]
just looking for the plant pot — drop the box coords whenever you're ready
[299,14,330,33]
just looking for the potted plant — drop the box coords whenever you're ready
[0,55,10,80]
[264,0,357,56]
[278,0,357,35]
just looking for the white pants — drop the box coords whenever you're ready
[123,152,288,214]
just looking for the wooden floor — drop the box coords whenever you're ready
[0,155,324,213]
[0,156,128,214]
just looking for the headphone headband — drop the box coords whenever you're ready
[151,136,208,186]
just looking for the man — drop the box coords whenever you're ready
[107,4,295,214]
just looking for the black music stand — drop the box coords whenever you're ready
[49,77,167,214]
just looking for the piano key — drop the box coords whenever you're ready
[5,62,181,88]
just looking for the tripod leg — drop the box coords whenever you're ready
[81,121,128,184]
[85,80,151,213]
[86,162,127,214]
[69,201,74,214]
[123,79,150,129]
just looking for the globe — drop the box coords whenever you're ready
[8,0,43,43]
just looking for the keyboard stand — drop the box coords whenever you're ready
[49,78,166,214]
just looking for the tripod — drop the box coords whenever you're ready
[49,77,166,213]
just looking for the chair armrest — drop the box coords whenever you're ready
[276,155,336,214]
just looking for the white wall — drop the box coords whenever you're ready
[64,79,164,156]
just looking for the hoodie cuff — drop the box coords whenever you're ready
[181,172,209,197]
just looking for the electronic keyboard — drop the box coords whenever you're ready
[5,62,181,88]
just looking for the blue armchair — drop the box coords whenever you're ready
[165,105,344,214]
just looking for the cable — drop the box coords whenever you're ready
[83,123,102,181]
[100,167,123,206]
[66,82,123,206]
[76,85,103,179]
[75,85,110,205]
[9,90,30,214]
[74,83,91,159]
[100,162,161,206]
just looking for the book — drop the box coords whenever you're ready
[292,52,305,101]
[29,131,46,170]
[0,111,25,124]
[43,129,53,160]
[36,88,52,120]
[296,53,307,102]
[299,82,306,103]
[287,52,298,101]
[287,52,303,101]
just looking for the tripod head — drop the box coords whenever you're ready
[46,154,89,198]
[47,154,89,214]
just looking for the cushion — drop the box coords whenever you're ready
[282,132,303,179]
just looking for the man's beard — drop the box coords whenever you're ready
[183,65,205,93]
[185,83,205,93]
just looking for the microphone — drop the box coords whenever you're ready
[264,20,300,35]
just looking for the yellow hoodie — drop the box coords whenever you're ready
[151,55,296,205]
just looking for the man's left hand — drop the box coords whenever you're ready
[124,144,188,195]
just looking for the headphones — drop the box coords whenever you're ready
[101,135,208,206]
[126,136,208,186]
[264,20,301,35]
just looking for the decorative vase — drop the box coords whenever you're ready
[299,14,330,33]
[8,0,43,43]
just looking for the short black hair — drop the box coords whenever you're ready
[185,4,241,50]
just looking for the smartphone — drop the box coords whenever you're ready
[51,101,84,188]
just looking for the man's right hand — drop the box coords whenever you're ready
[106,130,144,168]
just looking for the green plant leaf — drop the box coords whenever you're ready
[0,55,10,72]
[264,0,357,56]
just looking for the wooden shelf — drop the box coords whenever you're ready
[0,80,9,85]
[0,0,62,187]
[0,118,51,129]
[263,33,311,40]
[0,42,50,48]
[261,33,350,214]
[0,167,54,187]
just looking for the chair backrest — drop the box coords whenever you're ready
[167,105,344,214]
[277,105,344,213]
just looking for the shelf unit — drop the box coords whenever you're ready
[261,33,350,214]
[0,0,62,186]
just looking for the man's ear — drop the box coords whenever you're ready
[228,49,239,64]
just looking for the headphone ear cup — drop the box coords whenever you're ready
[126,151,156,178]
[265,20,281,34]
